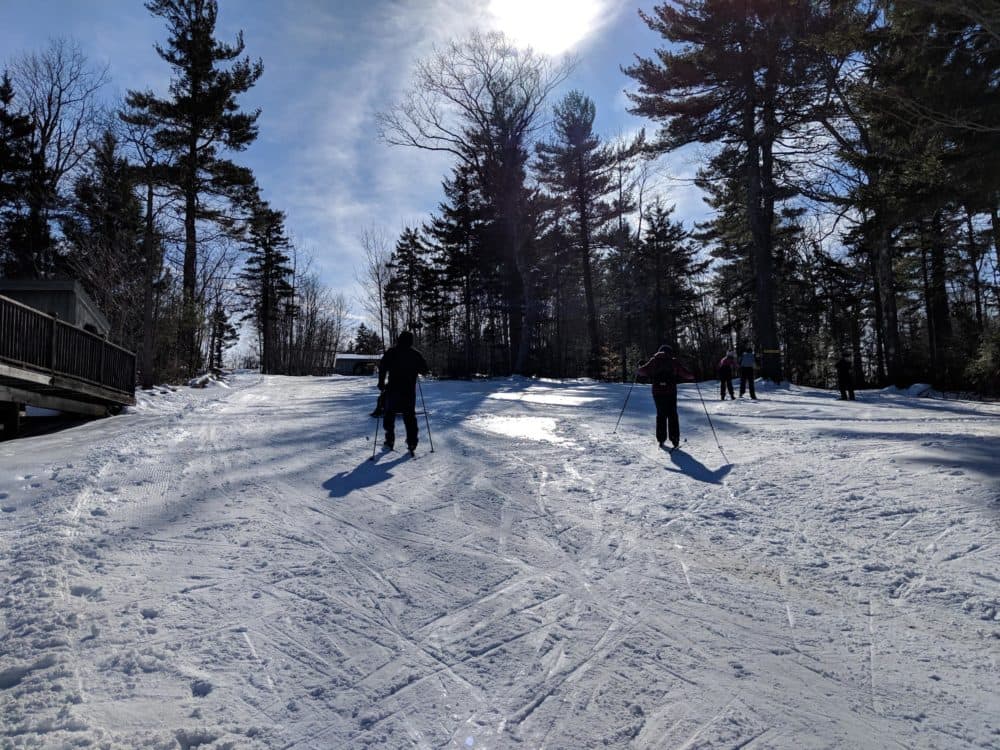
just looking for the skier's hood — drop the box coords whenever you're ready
[397,331,414,349]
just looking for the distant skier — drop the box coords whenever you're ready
[718,350,737,400]
[637,344,695,449]
[835,354,855,401]
[378,331,429,453]
[739,349,758,399]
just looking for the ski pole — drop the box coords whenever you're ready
[693,378,729,463]
[612,372,639,434]
[370,396,381,461]
[417,377,434,453]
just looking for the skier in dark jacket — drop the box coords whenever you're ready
[835,354,855,401]
[378,331,429,452]
[718,350,737,400]
[739,349,757,399]
[637,344,695,449]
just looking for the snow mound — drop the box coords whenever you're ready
[187,373,231,389]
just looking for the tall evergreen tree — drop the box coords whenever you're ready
[535,91,619,378]
[123,0,263,375]
[61,130,145,346]
[386,227,428,332]
[425,165,487,377]
[238,197,292,375]
[0,72,34,276]
[638,202,707,347]
[625,0,843,381]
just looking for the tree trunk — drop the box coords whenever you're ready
[964,207,983,330]
[928,213,952,385]
[874,220,902,384]
[182,168,198,376]
[141,178,157,390]
[744,59,781,382]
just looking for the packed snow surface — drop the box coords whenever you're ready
[1,374,997,749]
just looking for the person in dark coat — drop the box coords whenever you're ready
[738,349,757,399]
[378,331,429,452]
[835,354,855,400]
[637,344,695,449]
[718,350,737,400]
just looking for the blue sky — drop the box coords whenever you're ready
[2,0,709,303]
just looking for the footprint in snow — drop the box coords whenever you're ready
[190,679,213,697]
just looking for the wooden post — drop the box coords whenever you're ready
[100,336,107,387]
[49,314,59,373]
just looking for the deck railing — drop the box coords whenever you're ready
[0,294,135,400]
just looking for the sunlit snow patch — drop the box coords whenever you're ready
[466,415,569,443]
[487,390,599,406]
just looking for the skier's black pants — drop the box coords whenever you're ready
[720,377,734,399]
[652,391,679,446]
[838,376,855,401]
[739,367,756,398]
[383,391,418,448]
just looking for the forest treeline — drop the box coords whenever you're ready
[0,0,350,387]
[2,1,998,394]
[367,1,1000,394]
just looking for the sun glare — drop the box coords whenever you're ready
[487,0,609,56]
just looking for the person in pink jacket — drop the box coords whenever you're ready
[718,350,737,400]
[637,344,695,449]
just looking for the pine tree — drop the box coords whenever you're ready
[0,72,34,276]
[535,91,619,378]
[207,300,239,372]
[353,323,382,354]
[61,130,145,347]
[637,202,707,348]
[425,165,487,377]
[238,197,293,375]
[123,0,263,375]
[625,0,843,381]
[386,227,428,332]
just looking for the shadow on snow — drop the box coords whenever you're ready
[323,453,411,498]
[664,449,733,485]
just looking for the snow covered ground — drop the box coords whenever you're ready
[1,373,997,749]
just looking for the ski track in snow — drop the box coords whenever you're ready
[0,375,998,749]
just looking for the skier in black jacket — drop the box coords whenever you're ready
[835,354,855,400]
[378,331,429,452]
[637,344,695,449]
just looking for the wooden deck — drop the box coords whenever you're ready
[0,294,135,427]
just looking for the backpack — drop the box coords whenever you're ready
[653,356,677,387]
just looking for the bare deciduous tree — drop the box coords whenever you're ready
[378,30,572,373]
[12,37,108,275]
[356,225,393,350]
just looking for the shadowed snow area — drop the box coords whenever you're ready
[0,374,997,748]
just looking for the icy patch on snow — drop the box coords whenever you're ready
[487,390,600,406]
[466,414,569,443]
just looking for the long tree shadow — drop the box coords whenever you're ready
[323,453,410,498]
[665,449,733,484]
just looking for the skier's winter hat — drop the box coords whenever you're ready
[397,331,414,348]
[727,350,736,358]
[658,344,673,354]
